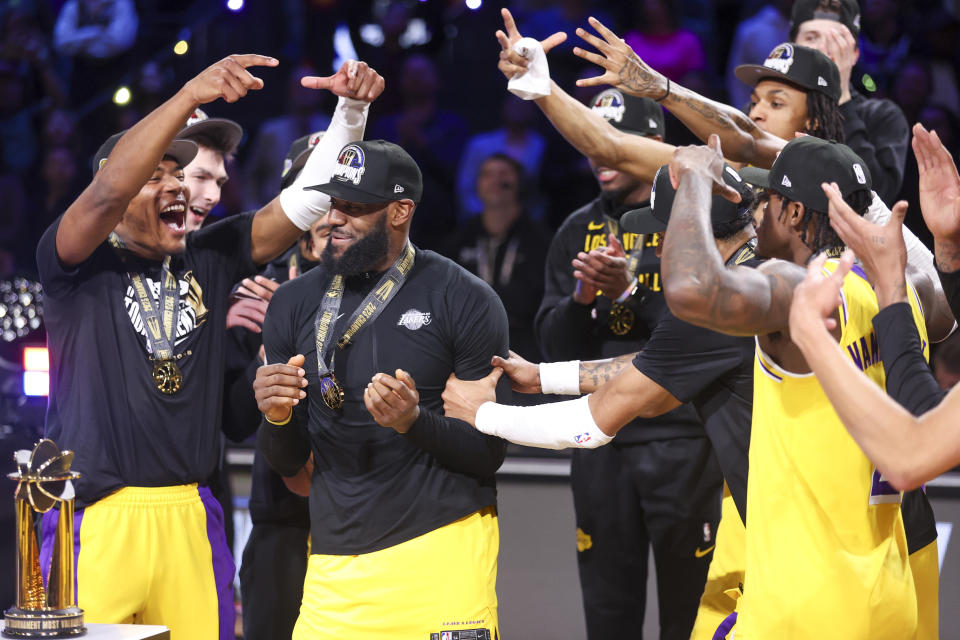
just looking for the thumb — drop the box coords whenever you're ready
[300,75,335,90]
[888,201,908,228]
[287,354,306,367]
[708,133,723,155]
[608,234,624,253]
[486,367,504,386]
[396,368,417,390]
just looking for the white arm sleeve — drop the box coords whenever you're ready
[474,395,613,450]
[278,95,370,230]
[539,360,581,395]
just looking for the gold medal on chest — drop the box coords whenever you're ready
[153,359,183,395]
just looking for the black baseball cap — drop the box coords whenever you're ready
[92,131,197,176]
[306,140,423,204]
[621,163,754,234]
[280,130,325,189]
[735,43,842,102]
[176,108,243,156]
[790,0,861,39]
[739,136,871,213]
[590,88,665,138]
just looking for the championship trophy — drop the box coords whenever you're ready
[3,439,85,638]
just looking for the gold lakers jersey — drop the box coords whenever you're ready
[736,260,929,639]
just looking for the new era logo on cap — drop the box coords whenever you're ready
[781,175,792,188]
[818,76,828,86]
[394,184,404,193]
[648,118,658,129]
[334,145,366,186]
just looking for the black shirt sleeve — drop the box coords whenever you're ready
[873,302,946,416]
[404,271,510,476]
[36,215,94,298]
[840,94,909,205]
[936,263,960,323]
[535,219,597,360]
[632,311,746,403]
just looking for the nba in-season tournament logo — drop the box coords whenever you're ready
[763,43,795,74]
[591,89,626,123]
[334,144,365,185]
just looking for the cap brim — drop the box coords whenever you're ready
[305,181,395,204]
[621,206,667,234]
[165,139,199,169]
[738,166,771,189]
[734,64,814,93]
[177,118,244,154]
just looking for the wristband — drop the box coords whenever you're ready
[539,360,581,395]
[265,408,293,426]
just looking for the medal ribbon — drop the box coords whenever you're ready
[108,233,180,360]
[314,242,416,380]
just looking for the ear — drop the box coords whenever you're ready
[388,200,415,228]
[786,200,805,228]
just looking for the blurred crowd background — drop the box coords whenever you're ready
[3,0,960,378]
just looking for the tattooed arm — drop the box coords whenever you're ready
[662,138,805,336]
[494,8,672,183]
[579,354,636,393]
[571,17,785,169]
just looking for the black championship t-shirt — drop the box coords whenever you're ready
[262,248,510,555]
[37,213,257,507]
[632,254,764,523]
[536,197,703,444]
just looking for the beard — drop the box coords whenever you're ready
[320,215,390,276]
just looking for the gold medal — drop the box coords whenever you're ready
[152,359,183,395]
[608,303,634,336]
[319,373,345,411]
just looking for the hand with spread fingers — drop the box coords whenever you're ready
[491,351,540,394]
[913,123,960,271]
[573,234,632,299]
[570,16,669,101]
[824,181,908,306]
[254,354,308,423]
[365,369,421,433]
[301,59,385,103]
[494,7,566,82]
[789,251,855,345]
[669,135,743,203]
[182,53,278,105]
[442,368,503,427]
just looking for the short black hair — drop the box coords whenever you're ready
[781,188,871,253]
[789,0,850,41]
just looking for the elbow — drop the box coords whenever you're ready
[885,466,925,493]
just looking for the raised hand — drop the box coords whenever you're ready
[494,7,566,82]
[491,351,540,394]
[182,54,278,105]
[254,354,308,423]
[789,251,855,344]
[824,181,908,306]
[669,135,742,203]
[913,123,960,270]
[571,16,668,101]
[442,369,503,427]
[300,59,385,102]
[364,369,420,433]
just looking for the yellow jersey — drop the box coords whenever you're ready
[736,260,929,639]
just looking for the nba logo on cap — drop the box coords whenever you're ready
[591,89,626,123]
[852,163,866,185]
[764,43,795,74]
[334,144,366,185]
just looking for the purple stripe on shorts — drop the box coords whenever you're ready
[198,485,236,640]
[39,506,84,600]
[713,611,737,640]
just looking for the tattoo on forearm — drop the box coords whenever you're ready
[934,241,960,272]
[579,354,634,393]
[618,53,662,96]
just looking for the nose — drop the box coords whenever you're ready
[163,172,185,196]
[326,206,347,226]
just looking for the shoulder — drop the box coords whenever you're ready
[555,200,601,235]
[846,93,908,126]
[414,249,505,310]
[270,263,330,314]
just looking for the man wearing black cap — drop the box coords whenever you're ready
[253,139,510,639]
[658,135,954,638]
[442,162,760,640]
[535,87,720,640]
[789,0,910,204]
[35,54,384,639]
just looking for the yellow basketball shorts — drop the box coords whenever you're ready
[293,506,499,640]
[690,487,744,640]
[40,484,235,640]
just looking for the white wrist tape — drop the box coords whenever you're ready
[865,192,944,298]
[279,95,370,230]
[539,360,581,395]
[507,37,551,100]
[475,396,613,450]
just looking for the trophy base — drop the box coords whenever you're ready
[2,607,85,638]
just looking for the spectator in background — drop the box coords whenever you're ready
[725,0,793,110]
[456,95,545,221]
[857,0,910,95]
[891,58,932,129]
[446,153,548,364]
[370,53,468,250]
[623,0,705,82]
[243,62,331,210]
